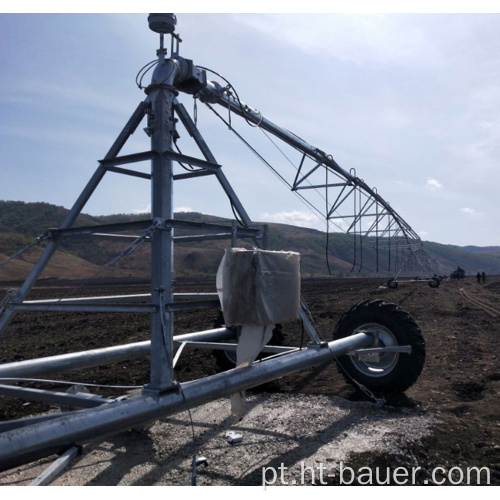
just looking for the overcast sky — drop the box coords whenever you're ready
[1,11,500,247]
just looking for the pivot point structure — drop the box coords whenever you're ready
[0,14,426,476]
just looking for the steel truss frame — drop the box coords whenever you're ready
[0,15,422,475]
[199,80,430,275]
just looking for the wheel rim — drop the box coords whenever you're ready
[351,322,399,378]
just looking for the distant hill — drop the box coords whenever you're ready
[1,200,499,282]
[422,241,500,275]
[462,245,500,256]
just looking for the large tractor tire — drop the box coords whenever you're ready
[428,278,440,288]
[387,279,398,289]
[333,299,425,394]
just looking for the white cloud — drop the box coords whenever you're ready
[3,14,500,247]
[236,14,440,68]
[460,207,483,217]
[426,178,443,190]
[478,120,493,130]
[131,205,194,215]
[260,210,324,230]
[131,204,151,214]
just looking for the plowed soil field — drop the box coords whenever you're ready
[0,276,499,485]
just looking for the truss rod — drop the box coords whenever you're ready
[199,81,419,245]
[105,166,152,180]
[0,100,150,336]
[99,150,157,167]
[174,100,254,229]
[294,182,349,190]
[0,384,112,409]
[173,170,214,180]
[49,219,262,238]
[0,328,234,379]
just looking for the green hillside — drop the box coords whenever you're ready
[1,200,499,281]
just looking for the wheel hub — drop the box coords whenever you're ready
[351,323,399,378]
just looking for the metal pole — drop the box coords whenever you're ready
[0,333,372,472]
[199,82,421,244]
[0,385,112,409]
[174,101,254,229]
[0,102,149,336]
[147,84,176,392]
[29,446,80,486]
[0,328,234,379]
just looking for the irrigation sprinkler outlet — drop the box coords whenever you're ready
[0,13,428,477]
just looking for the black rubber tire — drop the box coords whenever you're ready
[387,279,398,289]
[213,344,238,371]
[429,278,440,288]
[212,310,235,371]
[212,311,284,371]
[333,299,425,394]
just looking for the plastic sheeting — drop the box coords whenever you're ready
[216,248,300,420]
[216,248,300,327]
[229,324,274,419]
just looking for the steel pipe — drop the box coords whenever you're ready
[199,81,421,243]
[11,298,221,313]
[166,218,260,236]
[99,150,158,167]
[0,101,149,337]
[22,292,218,305]
[22,293,152,304]
[0,413,74,433]
[0,384,112,409]
[183,341,297,354]
[0,333,372,472]
[0,328,234,379]
[53,219,153,237]
[29,446,81,486]
[10,304,155,313]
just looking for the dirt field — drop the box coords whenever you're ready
[0,276,499,485]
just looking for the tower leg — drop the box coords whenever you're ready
[146,89,176,392]
[0,101,149,336]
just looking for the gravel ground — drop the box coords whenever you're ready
[0,392,432,486]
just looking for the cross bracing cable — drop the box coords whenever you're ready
[202,101,434,275]
[203,101,407,275]
[204,102,347,235]
[171,66,437,275]
[0,233,51,268]
[196,67,383,236]
[198,78,423,246]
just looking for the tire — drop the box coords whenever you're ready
[212,310,236,371]
[333,299,425,394]
[213,343,238,371]
[429,278,440,288]
[212,311,284,371]
[387,279,398,289]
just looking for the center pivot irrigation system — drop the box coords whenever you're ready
[0,14,428,480]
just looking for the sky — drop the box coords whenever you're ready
[1,7,500,247]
